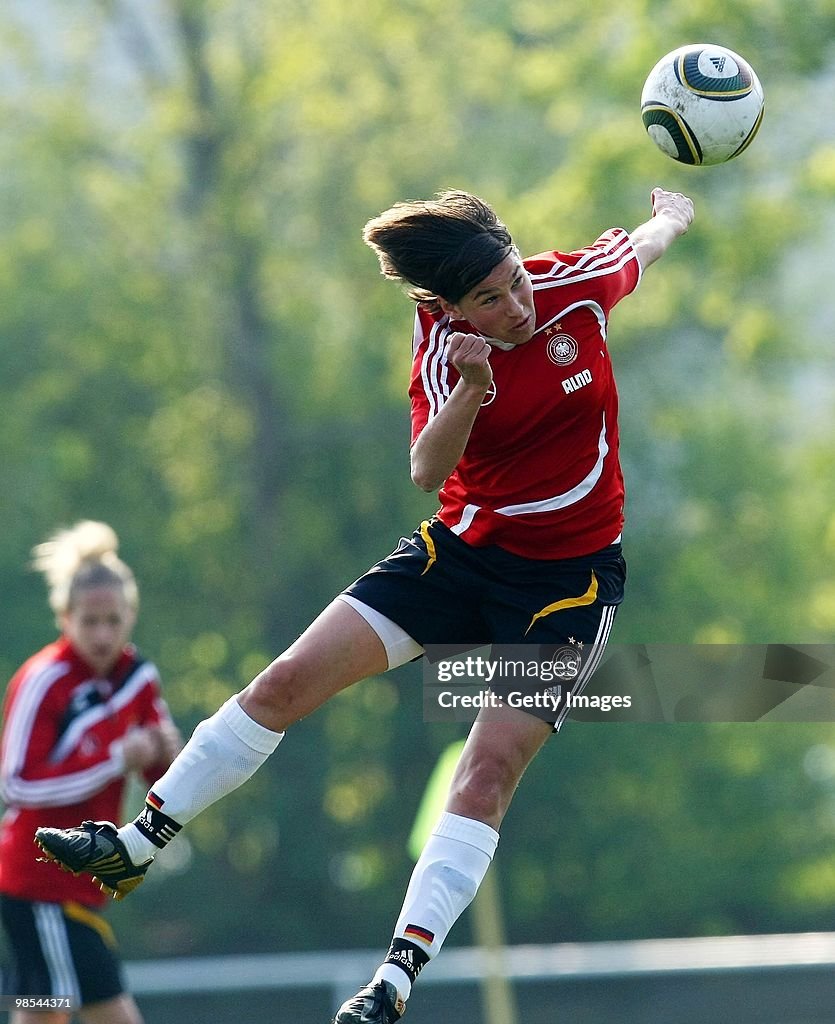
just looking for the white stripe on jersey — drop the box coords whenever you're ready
[1,659,68,782]
[0,654,147,808]
[1,754,122,809]
[537,300,607,343]
[420,317,453,421]
[448,415,609,536]
[529,231,639,289]
[449,504,479,537]
[48,661,159,765]
[496,415,609,516]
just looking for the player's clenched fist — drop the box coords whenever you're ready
[446,332,493,391]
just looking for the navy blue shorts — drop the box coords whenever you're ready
[1,895,126,1008]
[344,518,626,724]
[345,518,626,646]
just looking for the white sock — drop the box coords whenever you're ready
[373,812,499,1001]
[118,821,157,866]
[118,697,283,865]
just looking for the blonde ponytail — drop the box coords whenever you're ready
[32,520,139,622]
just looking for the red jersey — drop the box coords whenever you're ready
[0,637,173,906]
[410,228,641,559]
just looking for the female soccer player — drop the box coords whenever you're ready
[1,522,181,1024]
[36,187,693,1024]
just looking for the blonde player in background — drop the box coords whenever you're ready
[1,522,181,1024]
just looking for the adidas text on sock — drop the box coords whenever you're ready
[382,937,430,987]
[133,791,183,850]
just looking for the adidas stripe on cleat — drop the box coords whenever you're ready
[34,820,150,901]
[333,980,405,1024]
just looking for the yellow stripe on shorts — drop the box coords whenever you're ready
[525,571,598,635]
[419,520,437,576]
[62,901,117,949]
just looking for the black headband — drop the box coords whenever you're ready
[430,232,513,303]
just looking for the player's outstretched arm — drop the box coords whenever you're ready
[630,187,694,270]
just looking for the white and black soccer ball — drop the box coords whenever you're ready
[640,44,764,165]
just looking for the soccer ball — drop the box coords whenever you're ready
[640,44,764,165]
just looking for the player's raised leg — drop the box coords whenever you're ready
[35,599,390,899]
[334,704,551,1023]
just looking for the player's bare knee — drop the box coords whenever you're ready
[243,653,311,724]
[449,756,517,823]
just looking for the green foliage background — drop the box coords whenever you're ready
[1,0,835,960]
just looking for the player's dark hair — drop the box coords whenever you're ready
[363,190,513,310]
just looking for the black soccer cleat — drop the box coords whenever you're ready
[34,820,150,901]
[333,980,406,1024]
